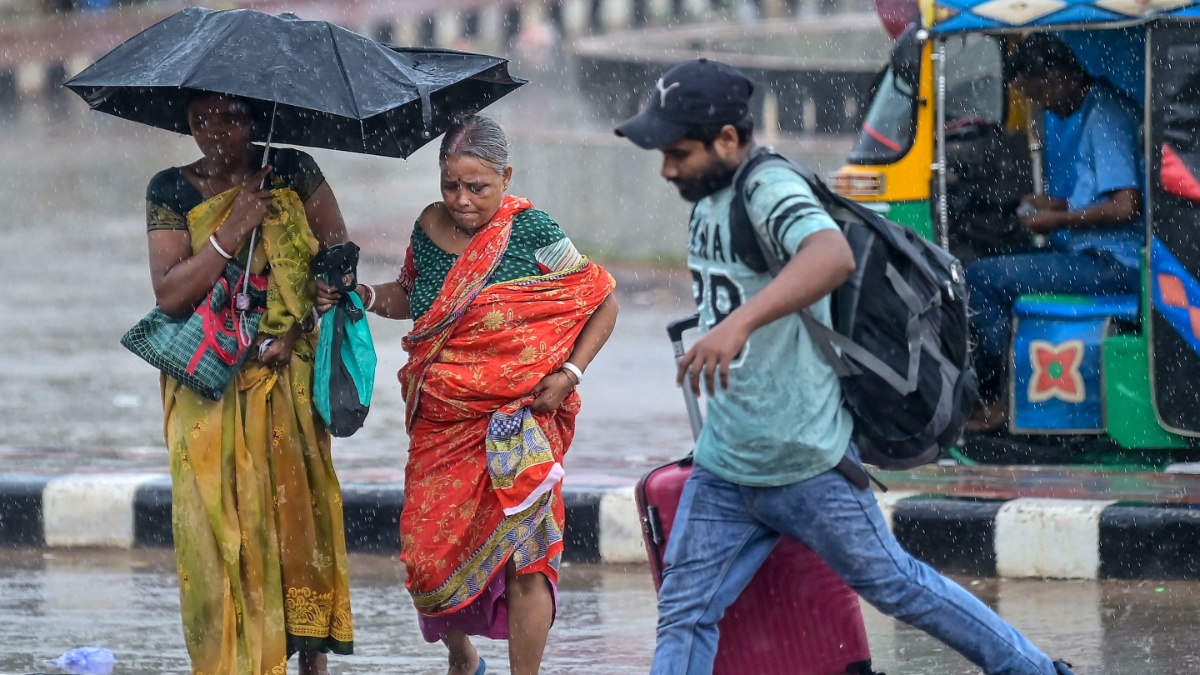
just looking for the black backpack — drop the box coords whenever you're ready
[729,147,978,469]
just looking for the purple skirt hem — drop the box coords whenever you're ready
[417,572,559,643]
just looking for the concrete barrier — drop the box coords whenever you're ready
[8,472,1200,579]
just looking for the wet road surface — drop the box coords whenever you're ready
[4,547,1200,674]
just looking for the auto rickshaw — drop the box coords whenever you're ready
[832,0,1200,465]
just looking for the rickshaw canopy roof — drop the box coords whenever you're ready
[928,0,1200,34]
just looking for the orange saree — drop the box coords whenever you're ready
[398,196,614,638]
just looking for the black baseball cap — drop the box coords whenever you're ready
[615,58,755,149]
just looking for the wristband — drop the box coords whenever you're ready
[209,234,234,260]
[561,362,584,386]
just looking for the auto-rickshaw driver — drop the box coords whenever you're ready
[965,33,1145,430]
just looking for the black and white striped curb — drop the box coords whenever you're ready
[2,475,1199,579]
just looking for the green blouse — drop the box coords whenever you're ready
[407,208,570,320]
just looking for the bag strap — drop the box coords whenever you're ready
[729,147,833,348]
[729,147,794,276]
[730,147,929,396]
[796,266,931,396]
[736,149,940,281]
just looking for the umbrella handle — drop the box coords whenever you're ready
[241,101,277,302]
[260,101,277,174]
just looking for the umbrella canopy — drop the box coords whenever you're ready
[63,7,526,158]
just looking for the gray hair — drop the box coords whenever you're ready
[439,115,509,174]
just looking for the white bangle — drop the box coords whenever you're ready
[561,362,584,386]
[209,234,233,260]
[360,284,377,311]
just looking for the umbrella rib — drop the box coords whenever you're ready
[326,24,362,120]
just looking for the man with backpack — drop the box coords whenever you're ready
[616,58,1076,675]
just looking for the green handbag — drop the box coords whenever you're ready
[312,242,377,437]
[121,261,269,400]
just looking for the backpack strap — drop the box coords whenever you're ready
[798,300,923,395]
[730,147,925,395]
[805,262,930,396]
[736,148,934,276]
[729,147,790,275]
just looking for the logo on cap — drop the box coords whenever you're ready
[655,78,682,107]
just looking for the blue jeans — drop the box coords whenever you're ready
[651,447,1056,675]
[966,249,1138,386]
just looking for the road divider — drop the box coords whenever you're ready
[3,473,1199,580]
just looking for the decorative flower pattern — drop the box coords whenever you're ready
[398,196,614,618]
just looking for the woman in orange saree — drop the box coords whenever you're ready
[317,116,618,675]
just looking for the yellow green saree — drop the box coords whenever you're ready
[162,186,353,675]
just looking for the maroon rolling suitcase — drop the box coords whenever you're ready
[635,315,875,675]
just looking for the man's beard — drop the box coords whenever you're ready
[671,157,738,203]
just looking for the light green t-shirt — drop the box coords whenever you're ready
[688,164,854,487]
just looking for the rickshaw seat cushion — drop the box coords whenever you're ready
[1014,294,1139,322]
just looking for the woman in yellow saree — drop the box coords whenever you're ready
[144,93,353,675]
[317,115,618,675]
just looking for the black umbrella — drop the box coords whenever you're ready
[63,7,526,158]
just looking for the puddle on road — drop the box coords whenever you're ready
[0,548,657,674]
[3,548,1200,673]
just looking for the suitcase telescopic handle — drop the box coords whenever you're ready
[666,314,704,441]
[666,315,700,356]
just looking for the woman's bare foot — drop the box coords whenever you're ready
[298,651,328,675]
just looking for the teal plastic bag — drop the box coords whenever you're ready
[313,243,377,437]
